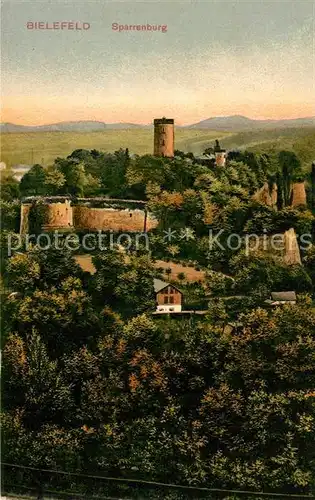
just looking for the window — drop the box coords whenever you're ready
[164,296,169,304]
[169,286,174,294]
[170,296,174,304]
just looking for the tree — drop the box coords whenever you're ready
[44,167,66,195]
[177,272,186,283]
[92,249,156,316]
[54,158,97,197]
[205,270,234,297]
[5,252,41,292]
[230,252,313,295]
[20,164,47,197]
[311,161,315,210]
[29,245,84,288]
[100,149,130,198]
[0,200,20,232]
[5,244,83,293]
[278,151,302,206]
[0,174,20,201]
[303,245,315,284]
[127,155,170,191]
[165,267,172,278]
[9,277,101,357]
[3,331,73,429]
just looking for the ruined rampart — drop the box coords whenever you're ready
[252,182,278,208]
[284,228,302,265]
[290,182,307,207]
[73,206,157,232]
[20,197,158,234]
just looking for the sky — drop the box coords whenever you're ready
[1,0,315,125]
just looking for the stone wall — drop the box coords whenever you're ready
[73,206,157,232]
[20,199,158,234]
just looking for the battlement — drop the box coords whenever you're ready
[21,196,147,207]
[153,118,174,125]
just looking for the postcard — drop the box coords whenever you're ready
[1,1,315,498]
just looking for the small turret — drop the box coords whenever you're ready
[214,139,226,167]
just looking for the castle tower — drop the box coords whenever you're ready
[20,197,74,234]
[214,139,226,167]
[43,199,73,230]
[153,117,174,157]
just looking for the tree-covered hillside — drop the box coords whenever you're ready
[1,142,315,498]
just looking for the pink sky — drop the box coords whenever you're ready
[2,0,314,126]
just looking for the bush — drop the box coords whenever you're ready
[0,200,20,232]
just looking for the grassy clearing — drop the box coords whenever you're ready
[155,259,205,282]
[74,254,206,282]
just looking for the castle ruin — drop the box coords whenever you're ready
[20,197,158,235]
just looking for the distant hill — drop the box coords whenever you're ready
[187,115,315,130]
[0,121,149,133]
[1,116,315,133]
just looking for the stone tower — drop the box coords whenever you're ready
[153,117,174,157]
[214,139,226,167]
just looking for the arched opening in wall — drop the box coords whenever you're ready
[129,213,132,217]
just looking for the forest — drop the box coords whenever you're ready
[1,145,315,498]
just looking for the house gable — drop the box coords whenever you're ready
[154,279,183,312]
